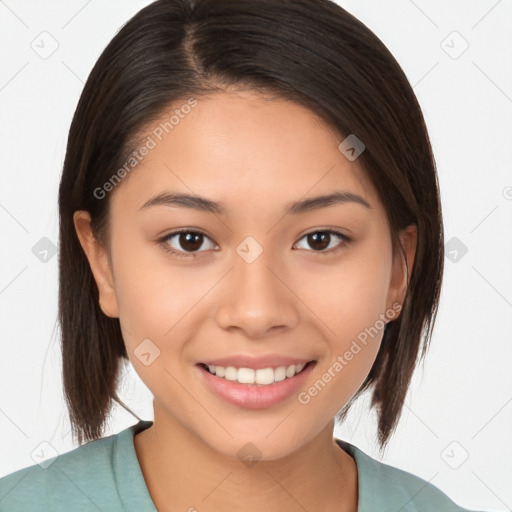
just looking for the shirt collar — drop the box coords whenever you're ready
[114,419,157,511]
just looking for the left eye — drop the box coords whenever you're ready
[160,230,217,256]
[294,230,350,253]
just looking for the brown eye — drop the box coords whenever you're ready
[178,232,204,251]
[160,230,217,256]
[294,230,351,253]
[307,232,330,251]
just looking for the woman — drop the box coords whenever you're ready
[0,1,489,510]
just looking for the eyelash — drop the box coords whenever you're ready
[157,228,352,258]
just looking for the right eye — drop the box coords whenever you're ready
[158,229,218,257]
[293,229,352,255]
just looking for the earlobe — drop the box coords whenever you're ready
[386,224,417,314]
[73,210,119,318]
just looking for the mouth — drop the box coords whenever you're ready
[195,360,317,409]
[197,360,316,386]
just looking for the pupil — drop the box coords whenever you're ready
[308,232,330,251]
[180,232,203,251]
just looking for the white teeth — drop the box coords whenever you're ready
[238,367,255,384]
[255,368,274,385]
[224,367,238,381]
[285,365,296,378]
[205,362,308,385]
[274,366,287,382]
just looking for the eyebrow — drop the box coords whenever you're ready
[139,191,371,215]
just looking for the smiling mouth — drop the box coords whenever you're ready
[197,360,316,386]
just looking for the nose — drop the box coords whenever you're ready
[214,246,300,338]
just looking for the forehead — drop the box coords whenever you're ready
[109,91,380,218]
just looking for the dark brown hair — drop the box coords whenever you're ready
[58,0,443,449]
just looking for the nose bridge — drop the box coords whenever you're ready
[215,236,299,336]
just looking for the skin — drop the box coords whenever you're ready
[74,90,416,512]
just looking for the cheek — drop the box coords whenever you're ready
[111,242,231,380]
[112,249,210,395]
[117,273,205,344]
[291,241,392,413]
[111,235,203,346]
[296,243,392,343]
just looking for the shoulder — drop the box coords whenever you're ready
[0,429,119,512]
[335,439,487,512]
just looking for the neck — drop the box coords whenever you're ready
[133,405,358,512]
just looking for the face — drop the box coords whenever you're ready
[75,90,415,461]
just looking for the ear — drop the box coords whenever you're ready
[73,210,119,318]
[386,224,417,314]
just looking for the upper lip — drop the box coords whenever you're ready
[199,354,315,370]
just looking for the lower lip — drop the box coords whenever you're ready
[196,362,316,409]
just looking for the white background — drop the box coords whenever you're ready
[0,1,511,511]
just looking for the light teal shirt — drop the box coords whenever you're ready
[0,420,484,511]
